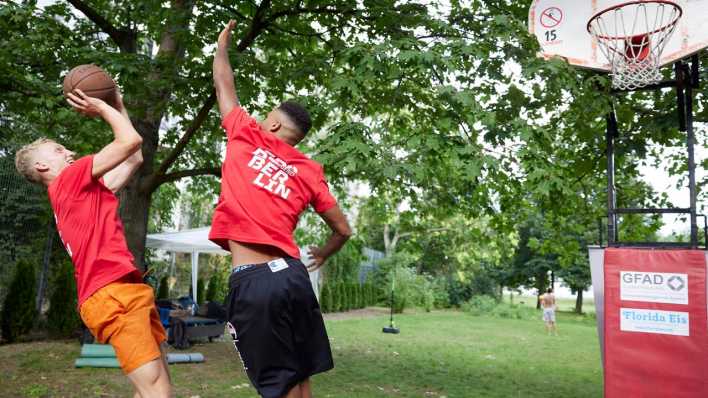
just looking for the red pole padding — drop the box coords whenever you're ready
[604,248,708,398]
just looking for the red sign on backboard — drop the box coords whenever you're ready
[540,7,563,28]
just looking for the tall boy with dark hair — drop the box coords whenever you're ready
[210,20,352,398]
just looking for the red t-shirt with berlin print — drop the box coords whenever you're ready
[209,105,338,258]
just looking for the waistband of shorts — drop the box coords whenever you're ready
[229,257,304,283]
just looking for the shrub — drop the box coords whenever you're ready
[205,271,226,303]
[354,283,360,309]
[363,283,372,306]
[350,283,358,310]
[328,283,336,312]
[196,278,205,305]
[398,267,418,313]
[319,283,331,313]
[370,283,382,306]
[363,283,373,306]
[430,277,451,309]
[334,283,344,312]
[412,274,437,312]
[157,275,169,300]
[447,278,474,307]
[461,295,498,316]
[348,285,353,310]
[461,295,538,320]
[346,283,352,310]
[206,255,231,304]
[492,304,537,320]
[340,283,348,311]
[421,288,435,312]
[374,284,383,306]
[357,284,365,308]
[47,260,80,338]
[469,270,499,298]
[361,283,369,307]
[1,259,38,342]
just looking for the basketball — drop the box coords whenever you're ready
[63,64,116,103]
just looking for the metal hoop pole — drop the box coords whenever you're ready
[685,62,698,247]
[607,108,619,244]
[676,62,687,131]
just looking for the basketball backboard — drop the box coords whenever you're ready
[529,0,708,71]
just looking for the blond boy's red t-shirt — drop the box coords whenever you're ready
[209,106,337,258]
[47,156,141,306]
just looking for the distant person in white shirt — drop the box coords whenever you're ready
[540,288,558,336]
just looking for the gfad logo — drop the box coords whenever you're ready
[667,275,685,291]
[620,272,688,305]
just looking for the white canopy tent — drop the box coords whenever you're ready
[145,227,320,303]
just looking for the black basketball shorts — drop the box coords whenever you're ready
[224,257,334,398]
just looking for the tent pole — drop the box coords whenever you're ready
[191,250,199,305]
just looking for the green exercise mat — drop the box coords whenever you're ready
[76,344,205,368]
[80,343,117,358]
[75,357,120,368]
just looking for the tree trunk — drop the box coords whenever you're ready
[119,186,152,271]
[118,118,160,272]
[575,288,583,314]
[535,273,547,310]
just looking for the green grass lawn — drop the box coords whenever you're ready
[0,310,602,397]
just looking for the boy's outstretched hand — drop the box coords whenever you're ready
[214,19,239,117]
[218,20,236,49]
[66,89,110,118]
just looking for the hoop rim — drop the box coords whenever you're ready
[586,0,683,40]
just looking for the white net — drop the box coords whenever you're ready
[587,1,682,90]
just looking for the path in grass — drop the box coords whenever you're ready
[0,311,601,397]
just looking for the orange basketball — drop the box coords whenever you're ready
[63,64,116,103]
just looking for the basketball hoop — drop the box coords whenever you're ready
[587,1,682,90]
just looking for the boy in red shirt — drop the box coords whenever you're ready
[15,89,172,397]
[210,21,352,398]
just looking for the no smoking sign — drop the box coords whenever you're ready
[540,7,563,28]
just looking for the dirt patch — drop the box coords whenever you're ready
[323,307,390,321]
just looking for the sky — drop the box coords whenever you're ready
[639,134,707,237]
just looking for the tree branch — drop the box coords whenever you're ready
[65,0,136,52]
[152,167,221,189]
[235,0,272,52]
[267,5,357,22]
[151,91,217,182]
[147,0,274,191]
[219,5,249,21]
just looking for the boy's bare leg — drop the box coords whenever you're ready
[160,343,172,384]
[283,378,312,398]
[126,357,172,398]
[300,378,312,398]
[284,382,303,398]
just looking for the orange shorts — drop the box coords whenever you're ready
[79,281,166,374]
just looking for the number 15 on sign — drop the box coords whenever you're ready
[545,30,557,41]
